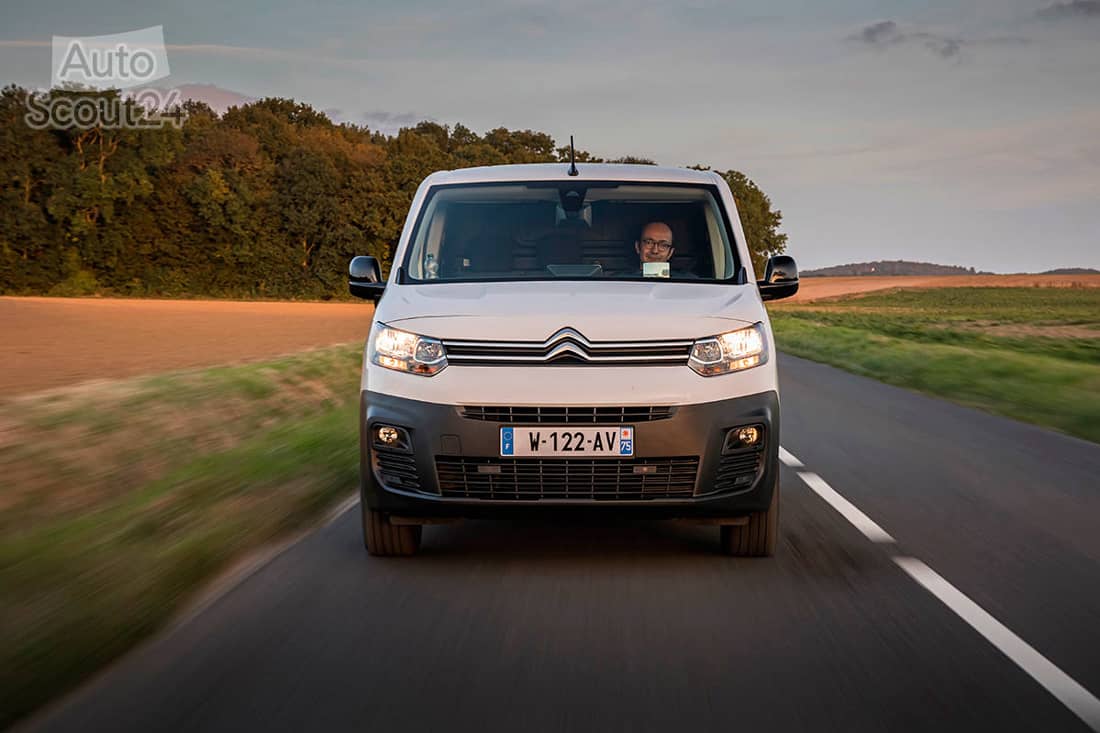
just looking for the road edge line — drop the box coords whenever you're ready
[14,492,360,733]
[167,493,360,633]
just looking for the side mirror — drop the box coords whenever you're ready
[349,256,386,301]
[757,255,799,302]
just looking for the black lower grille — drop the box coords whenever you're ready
[436,456,699,500]
[711,451,763,493]
[461,405,674,424]
[375,449,421,490]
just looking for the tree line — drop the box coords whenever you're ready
[0,85,788,299]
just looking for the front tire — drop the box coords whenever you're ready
[720,483,779,557]
[362,505,421,556]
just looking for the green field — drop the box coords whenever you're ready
[769,287,1100,443]
[0,344,364,728]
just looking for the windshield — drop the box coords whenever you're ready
[402,182,739,283]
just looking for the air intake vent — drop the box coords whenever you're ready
[435,456,699,500]
[375,449,421,490]
[710,452,762,493]
[461,405,674,424]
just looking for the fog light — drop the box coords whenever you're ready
[372,424,412,453]
[724,424,765,453]
[736,426,761,446]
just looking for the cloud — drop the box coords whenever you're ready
[719,110,1100,209]
[0,39,49,48]
[165,43,370,69]
[171,83,254,113]
[848,20,1028,61]
[856,20,904,45]
[1036,0,1100,20]
[117,83,254,114]
[924,36,964,59]
[0,38,371,71]
[334,110,433,134]
[850,19,966,59]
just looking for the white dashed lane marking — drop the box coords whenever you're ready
[896,557,1100,731]
[781,446,1100,732]
[796,470,896,544]
[778,446,804,468]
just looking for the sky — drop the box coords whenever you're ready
[1,0,1098,272]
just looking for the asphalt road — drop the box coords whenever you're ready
[25,354,1100,732]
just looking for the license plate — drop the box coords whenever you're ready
[501,426,634,457]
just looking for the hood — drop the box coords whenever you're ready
[377,280,763,341]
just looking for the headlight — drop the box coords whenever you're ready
[688,323,767,376]
[371,323,447,376]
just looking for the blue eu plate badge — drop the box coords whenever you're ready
[619,427,633,455]
[501,427,515,456]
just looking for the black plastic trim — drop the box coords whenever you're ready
[359,390,779,519]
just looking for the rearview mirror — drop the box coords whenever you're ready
[349,256,386,301]
[757,255,799,302]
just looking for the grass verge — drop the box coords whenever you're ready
[0,344,363,728]
[769,287,1100,444]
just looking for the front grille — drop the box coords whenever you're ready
[436,456,699,500]
[375,449,421,490]
[461,405,674,424]
[442,327,692,366]
[710,451,763,494]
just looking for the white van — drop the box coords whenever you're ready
[349,163,799,557]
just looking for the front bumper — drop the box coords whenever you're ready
[359,390,779,520]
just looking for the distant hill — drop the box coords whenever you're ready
[802,260,991,277]
[1039,268,1100,275]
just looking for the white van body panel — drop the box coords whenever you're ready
[381,281,758,341]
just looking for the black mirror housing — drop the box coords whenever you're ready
[758,255,799,301]
[349,255,386,301]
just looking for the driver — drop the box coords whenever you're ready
[636,221,675,266]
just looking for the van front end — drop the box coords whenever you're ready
[348,163,800,556]
[357,313,783,555]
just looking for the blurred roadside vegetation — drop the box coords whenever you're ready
[0,85,787,298]
[770,287,1100,443]
[0,343,362,728]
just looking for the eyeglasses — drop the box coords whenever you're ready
[640,238,673,253]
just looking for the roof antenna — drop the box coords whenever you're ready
[567,135,579,176]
